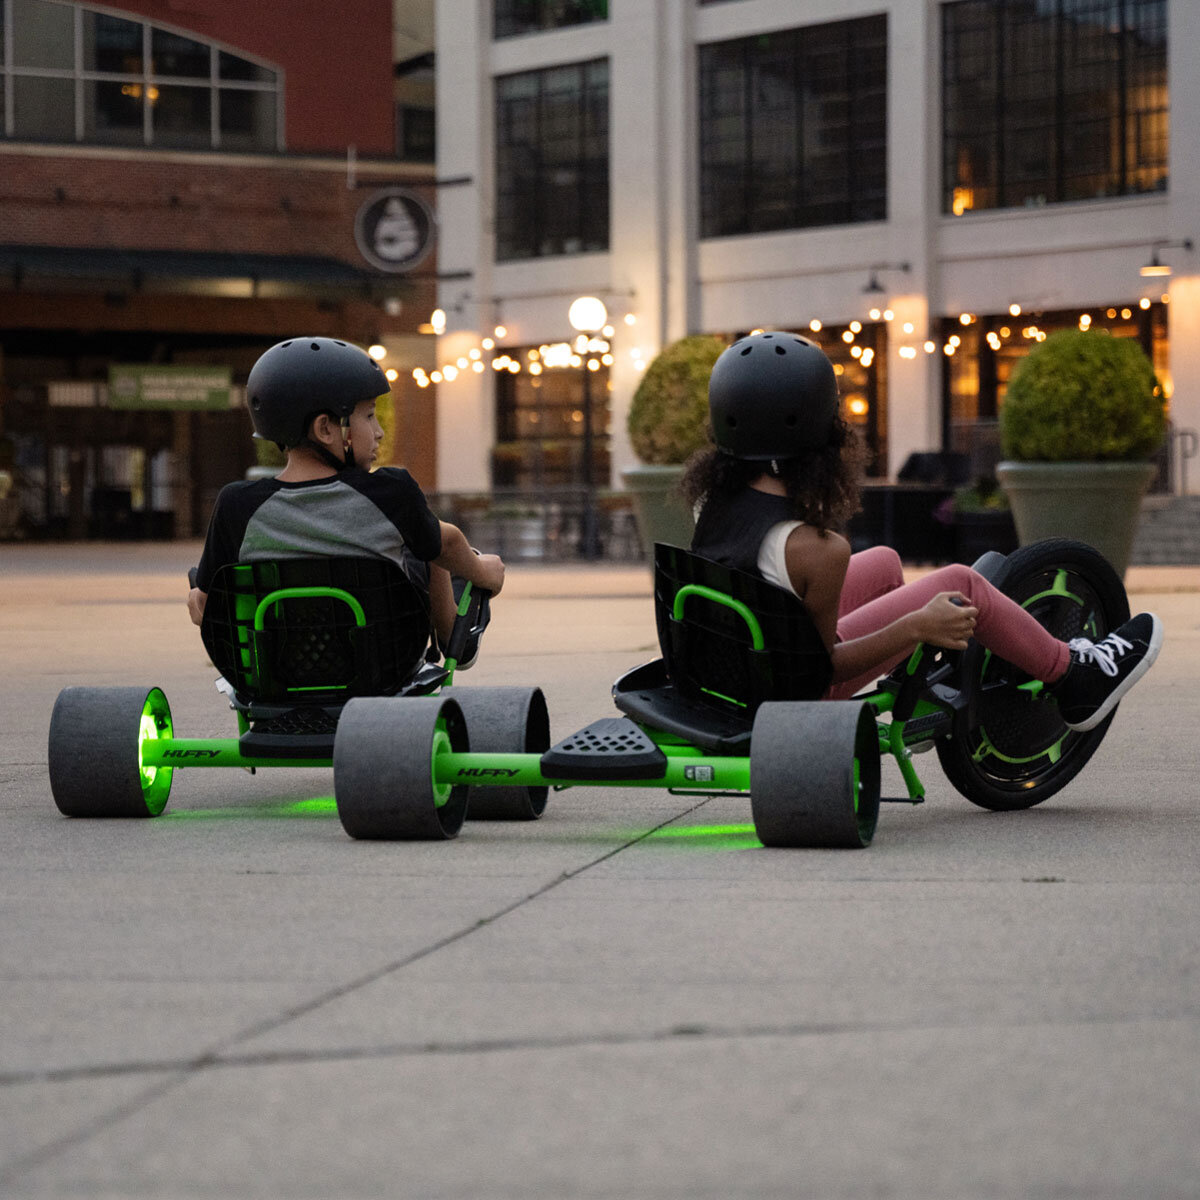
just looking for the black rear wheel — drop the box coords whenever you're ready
[936,538,1129,811]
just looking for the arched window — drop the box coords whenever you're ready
[1,0,282,151]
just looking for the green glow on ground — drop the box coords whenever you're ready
[646,823,761,850]
[165,796,338,820]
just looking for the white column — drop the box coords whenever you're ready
[882,0,940,477]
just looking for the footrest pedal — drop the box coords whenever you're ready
[540,718,668,781]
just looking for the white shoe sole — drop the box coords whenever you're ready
[1064,613,1164,732]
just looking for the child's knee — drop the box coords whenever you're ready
[865,545,904,588]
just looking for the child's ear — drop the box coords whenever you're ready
[309,413,335,444]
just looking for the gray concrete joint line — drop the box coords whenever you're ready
[0,796,715,1186]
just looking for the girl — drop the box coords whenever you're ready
[683,331,1162,732]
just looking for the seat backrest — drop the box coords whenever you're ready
[653,544,833,716]
[200,557,432,703]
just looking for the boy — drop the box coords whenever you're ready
[187,337,504,663]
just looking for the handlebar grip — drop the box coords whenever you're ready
[188,567,199,589]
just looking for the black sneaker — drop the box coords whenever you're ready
[1049,613,1163,732]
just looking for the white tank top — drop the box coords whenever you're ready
[757,520,804,597]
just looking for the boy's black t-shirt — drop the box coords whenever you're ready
[195,466,442,592]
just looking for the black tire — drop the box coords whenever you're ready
[936,538,1130,811]
[334,696,469,840]
[48,686,174,817]
[445,687,551,820]
[750,701,881,848]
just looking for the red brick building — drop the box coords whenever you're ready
[0,0,437,540]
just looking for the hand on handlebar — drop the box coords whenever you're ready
[912,591,978,651]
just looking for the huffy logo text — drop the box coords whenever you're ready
[456,768,521,779]
[163,749,222,759]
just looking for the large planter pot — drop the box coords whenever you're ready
[996,460,1157,577]
[953,509,1018,565]
[620,463,694,556]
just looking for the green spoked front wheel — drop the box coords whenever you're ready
[937,539,1130,811]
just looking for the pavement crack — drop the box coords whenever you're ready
[0,795,715,1187]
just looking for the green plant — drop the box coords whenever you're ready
[1000,328,1165,462]
[952,476,1009,514]
[627,334,726,464]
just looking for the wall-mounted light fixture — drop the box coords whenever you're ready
[1140,239,1193,278]
[862,262,911,294]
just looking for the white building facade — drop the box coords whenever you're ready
[432,0,1198,496]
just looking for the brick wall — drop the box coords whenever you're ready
[1,150,434,268]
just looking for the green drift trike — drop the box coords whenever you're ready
[48,537,1129,848]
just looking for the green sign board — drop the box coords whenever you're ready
[108,365,232,410]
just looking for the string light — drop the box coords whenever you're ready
[809,319,823,332]
[1009,303,1022,316]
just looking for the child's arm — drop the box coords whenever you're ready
[433,521,505,595]
[784,527,976,684]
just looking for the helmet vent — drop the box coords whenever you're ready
[310,342,321,351]
[739,346,753,356]
[281,341,292,348]
[335,340,346,347]
[775,345,786,355]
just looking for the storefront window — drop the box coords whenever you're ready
[942,301,1168,474]
[493,351,611,489]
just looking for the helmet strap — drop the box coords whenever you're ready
[299,414,355,472]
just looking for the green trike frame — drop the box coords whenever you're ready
[49,537,1130,848]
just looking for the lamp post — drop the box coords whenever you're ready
[568,295,607,560]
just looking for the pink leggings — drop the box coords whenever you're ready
[826,546,1071,699]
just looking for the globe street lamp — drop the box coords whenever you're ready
[568,296,607,559]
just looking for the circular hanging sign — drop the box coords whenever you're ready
[354,188,435,273]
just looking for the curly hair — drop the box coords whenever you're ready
[680,416,866,534]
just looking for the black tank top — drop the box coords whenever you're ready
[691,487,797,579]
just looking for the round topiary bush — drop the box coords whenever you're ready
[627,334,726,464]
[1000,328,1165,462]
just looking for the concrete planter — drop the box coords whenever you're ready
[620,463,693,556]
[996,460,1157,577]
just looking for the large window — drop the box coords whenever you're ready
[942,0,1167,214]
[493,351,610,489]
[495,59,609,261]
[494,1,607,40]
[698,16,887,238]
[1,0,281,150]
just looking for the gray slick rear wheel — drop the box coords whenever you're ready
[445,687,550,819]
[750,701,881,848]
[334,696,468,840]
[48,686,174,817]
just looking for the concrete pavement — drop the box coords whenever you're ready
[1,541,1197,1198]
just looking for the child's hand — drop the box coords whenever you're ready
[912,591,977,650]
[473,553,505,596]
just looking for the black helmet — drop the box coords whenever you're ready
[708,331,839,460]
[246,337,389,447]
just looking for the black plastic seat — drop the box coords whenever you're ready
[201,557,443,758]
[612,544,833,754]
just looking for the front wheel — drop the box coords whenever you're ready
[936,538,1129,811]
